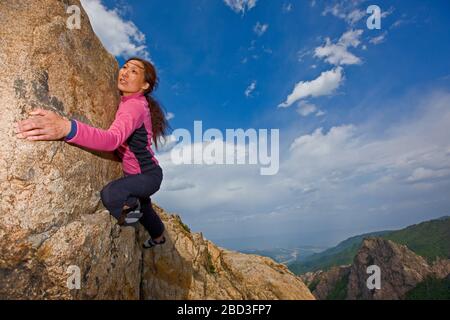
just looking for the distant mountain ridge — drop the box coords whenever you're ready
[240,246,326,265]
[300,238,450,300]
[288,216,450,275]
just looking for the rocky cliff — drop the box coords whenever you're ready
[0,0,314,300]
[301,265,351,300]
[301,238,450,300]
[140,205,314,300]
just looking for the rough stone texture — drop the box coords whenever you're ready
[430,258,450,279]
[0,0,130,299]
[347,238,433,300]
[301,238,450,300]
[142,205,315,300]
[25,211,141,299]
[300,265,351,300]
[0,1,314,300]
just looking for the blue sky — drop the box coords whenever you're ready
[80,0,450,250]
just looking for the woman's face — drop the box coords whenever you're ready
[118,60,149,96]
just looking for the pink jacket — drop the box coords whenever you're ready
[64,92,159,175]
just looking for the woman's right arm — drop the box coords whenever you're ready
[64,100,145,152]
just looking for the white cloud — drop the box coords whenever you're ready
[314,29,364,66]
[245,80,257,97]
[254,22,269,36]
[282,3,293,13]
[370,31,387,45]
[346,9,366,25]
[315,110,326,117]
[297,48,311,62]
[163,178,196,191]
[322,2,396,27]
[223,0,258,15]
[286,92,450,185]
[296,101,318,117]
[322,1,367,25]
[406,167,450,183]
[391,20,404,28]
[154,91,450,246]
[382,6,395,18]
[166,112,175,121]
[289,125,356,154]
[390,14,415,30]
[339,29,364,47]
[80,0,149,59]
[241,40,271,63]
[278,67,344,108]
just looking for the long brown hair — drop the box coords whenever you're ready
[123,57,170,150]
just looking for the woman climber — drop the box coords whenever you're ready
[15,57,169,249]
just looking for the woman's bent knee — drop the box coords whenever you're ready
[100,187,110,206]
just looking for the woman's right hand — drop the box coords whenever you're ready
[16,108,72,141]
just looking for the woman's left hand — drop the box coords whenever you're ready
[15,108,72,141]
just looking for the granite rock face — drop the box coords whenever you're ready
[300,265,351,300]
[302,238,450,300]
[347,238,442,300]
[142,205,314,300]
[0,0,314,300]
[0,0,127,299]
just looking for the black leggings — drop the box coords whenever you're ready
[100,165,164,239]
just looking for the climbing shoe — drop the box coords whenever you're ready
[143,235,166,249]
[124,199,143,224]
[118,199,142,226]
[125,199,143,224]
